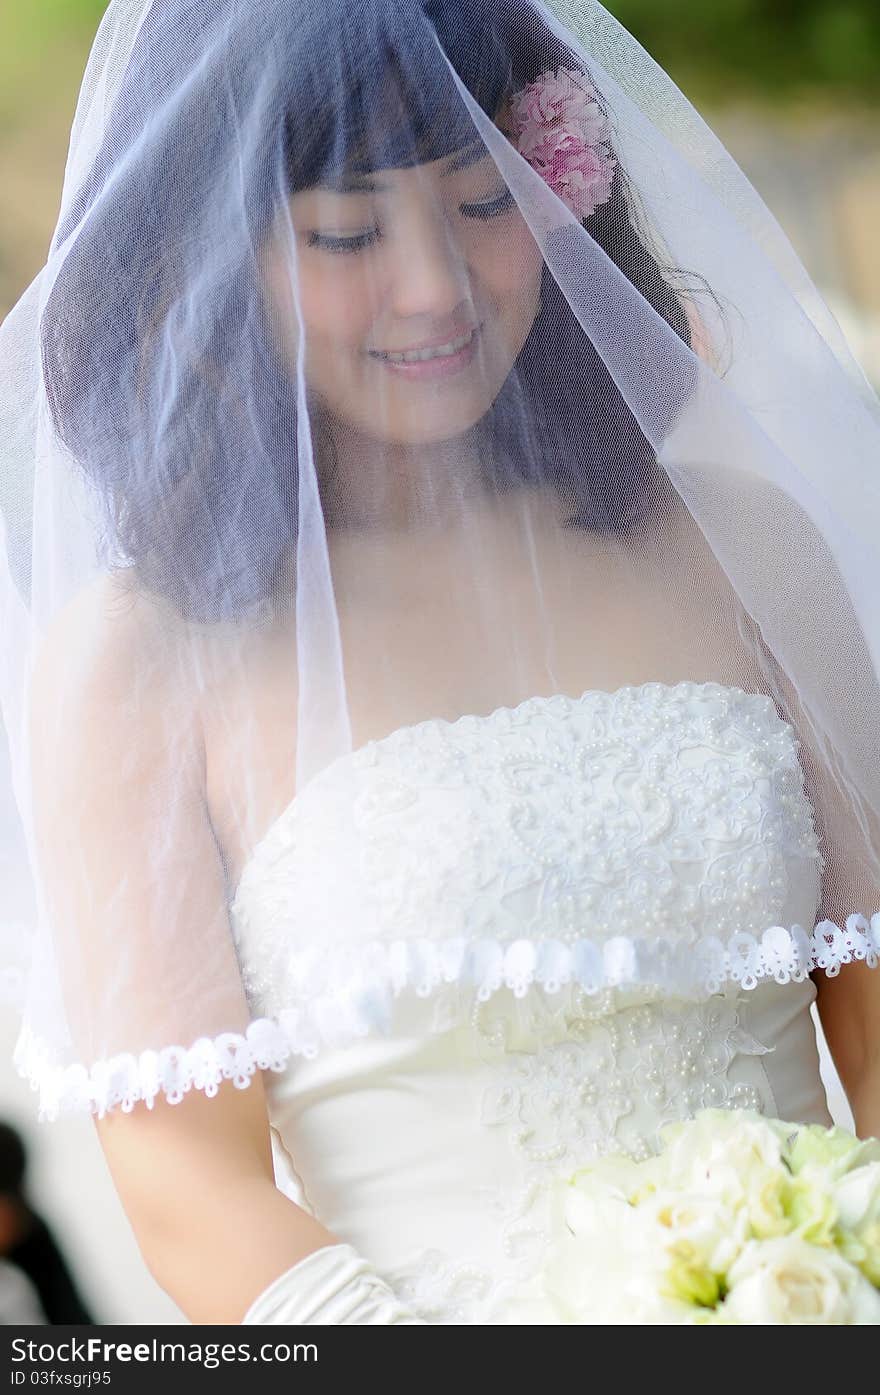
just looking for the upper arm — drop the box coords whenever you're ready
[28,577,234,1042]
[809,759,880,1101]
[769,667,880,1102]
[26,575,275,1222]
[689,566,880,1104]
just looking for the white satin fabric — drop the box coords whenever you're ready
[230,681,839,1324]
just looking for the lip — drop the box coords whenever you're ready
[368,324,482,381]
[375,324,480,355]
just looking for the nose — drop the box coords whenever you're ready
[387,196,472,324]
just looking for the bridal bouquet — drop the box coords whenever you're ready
[508,1110,880,1324]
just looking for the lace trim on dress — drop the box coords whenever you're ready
[13,911,879,1121]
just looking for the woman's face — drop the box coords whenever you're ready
[264,137,545,445]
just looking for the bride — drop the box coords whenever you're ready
[1,0,879,1325]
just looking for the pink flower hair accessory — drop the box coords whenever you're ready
[509,67,616,220]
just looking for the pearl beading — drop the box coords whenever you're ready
[381,989,771,1324]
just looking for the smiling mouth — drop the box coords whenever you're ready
[370,327,479,364]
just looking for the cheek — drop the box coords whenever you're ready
[299,263,377,359]
[474,220,544,317]
[263,240,378,370]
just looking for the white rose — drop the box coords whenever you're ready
[722,1237,880,1324]
[834,1163,880,1285]
[643,1190,749,1278]
[542,1230,693,1323]
[784,1123,880,1182]
[566,1153,661,1206]
[835,1162,880,1231]
[553,1184,748,1322]
[540,1187,695,1322]
[658,1111,784,1207]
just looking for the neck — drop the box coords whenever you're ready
[318,415,492,533]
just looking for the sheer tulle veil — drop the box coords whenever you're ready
[0,0,878,1121]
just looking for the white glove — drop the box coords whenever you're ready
[240,1242,428,1325]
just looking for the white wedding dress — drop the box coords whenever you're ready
[228,680,874,1325]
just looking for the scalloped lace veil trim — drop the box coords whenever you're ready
[14,911,880,1121]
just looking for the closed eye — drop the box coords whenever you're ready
[305,187,517,254]
[460,188,517,219]
[306,228,381,254]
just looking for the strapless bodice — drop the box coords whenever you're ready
[227,681,876,1323]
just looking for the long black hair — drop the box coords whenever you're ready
[41,0,696,622]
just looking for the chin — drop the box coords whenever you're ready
[356,395,499,447]
[387,419,486,447]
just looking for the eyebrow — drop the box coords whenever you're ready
[324,141,491,194]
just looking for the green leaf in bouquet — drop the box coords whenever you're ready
[784,1175,839,1246]
[783,1121,880,1179]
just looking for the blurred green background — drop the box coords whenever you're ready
[1,1,879,336]
[3,0,880,108]
[1,0,878,380]
[610,0,880,102]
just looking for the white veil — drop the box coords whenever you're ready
[0,0,878,1122]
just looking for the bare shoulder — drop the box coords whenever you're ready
[32,571,180,687]
[28,572,208,770]
[637,495,771,688]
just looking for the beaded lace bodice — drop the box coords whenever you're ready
[226,682,877,1323]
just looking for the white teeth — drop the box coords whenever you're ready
[381,330,475,364]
